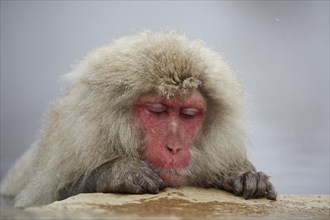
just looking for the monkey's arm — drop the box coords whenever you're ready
[58,158,165,201]
[211,161,277,200]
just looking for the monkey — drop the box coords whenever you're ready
[0,30,277,208]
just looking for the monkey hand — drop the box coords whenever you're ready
[94,159,166,194]
[57,159,165,200]
[221,171,277,200]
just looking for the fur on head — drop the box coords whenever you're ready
[1,30,248,207]
[62,30,247,184]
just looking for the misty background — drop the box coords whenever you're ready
[1,1,329,194]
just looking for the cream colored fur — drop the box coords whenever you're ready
[0,30,253,207]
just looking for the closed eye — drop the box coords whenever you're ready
[181,108,199,117]
[146,103,167,114]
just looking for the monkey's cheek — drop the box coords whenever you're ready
[158,173,186,187]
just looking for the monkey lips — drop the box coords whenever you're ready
[145,150,192,186]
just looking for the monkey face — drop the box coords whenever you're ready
[134,90,206,186]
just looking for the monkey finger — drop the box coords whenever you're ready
[243,172,257,200]
[140,177,162,194]
[143,181,162,194]
[133,173,162,194]
[120,181,146,194]
[150,176,166,191]
[142,168,164,186]
[141,169,165,191]
[231,174,243,196]
[266,181,277,200]
[253,172,268,198]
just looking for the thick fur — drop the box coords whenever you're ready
[1,30,254,207]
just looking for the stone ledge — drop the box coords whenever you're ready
[1,187,329,219]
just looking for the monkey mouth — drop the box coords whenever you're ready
[147,162,191,186]
[147,162,190,176]
[159,172,186,186]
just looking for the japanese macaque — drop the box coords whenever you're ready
[0,30,277,208]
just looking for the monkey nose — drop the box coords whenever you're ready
[166,144,182,155]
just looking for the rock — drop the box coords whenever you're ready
[1,187,329,219]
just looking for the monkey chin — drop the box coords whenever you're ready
[159,172,187,187]
[150,164,189,187]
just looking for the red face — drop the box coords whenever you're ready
[134,90,206,186]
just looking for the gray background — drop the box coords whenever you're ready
[1,1,329,194]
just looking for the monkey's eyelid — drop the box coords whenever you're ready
[181,108,199,116]
[146,103,167,113]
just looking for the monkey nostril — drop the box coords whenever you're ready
[166,145,182,155]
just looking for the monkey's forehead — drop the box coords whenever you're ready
[126,32,206,98]
[154,77,202,99]
[66,30,244,112]
[136,89,206,107]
